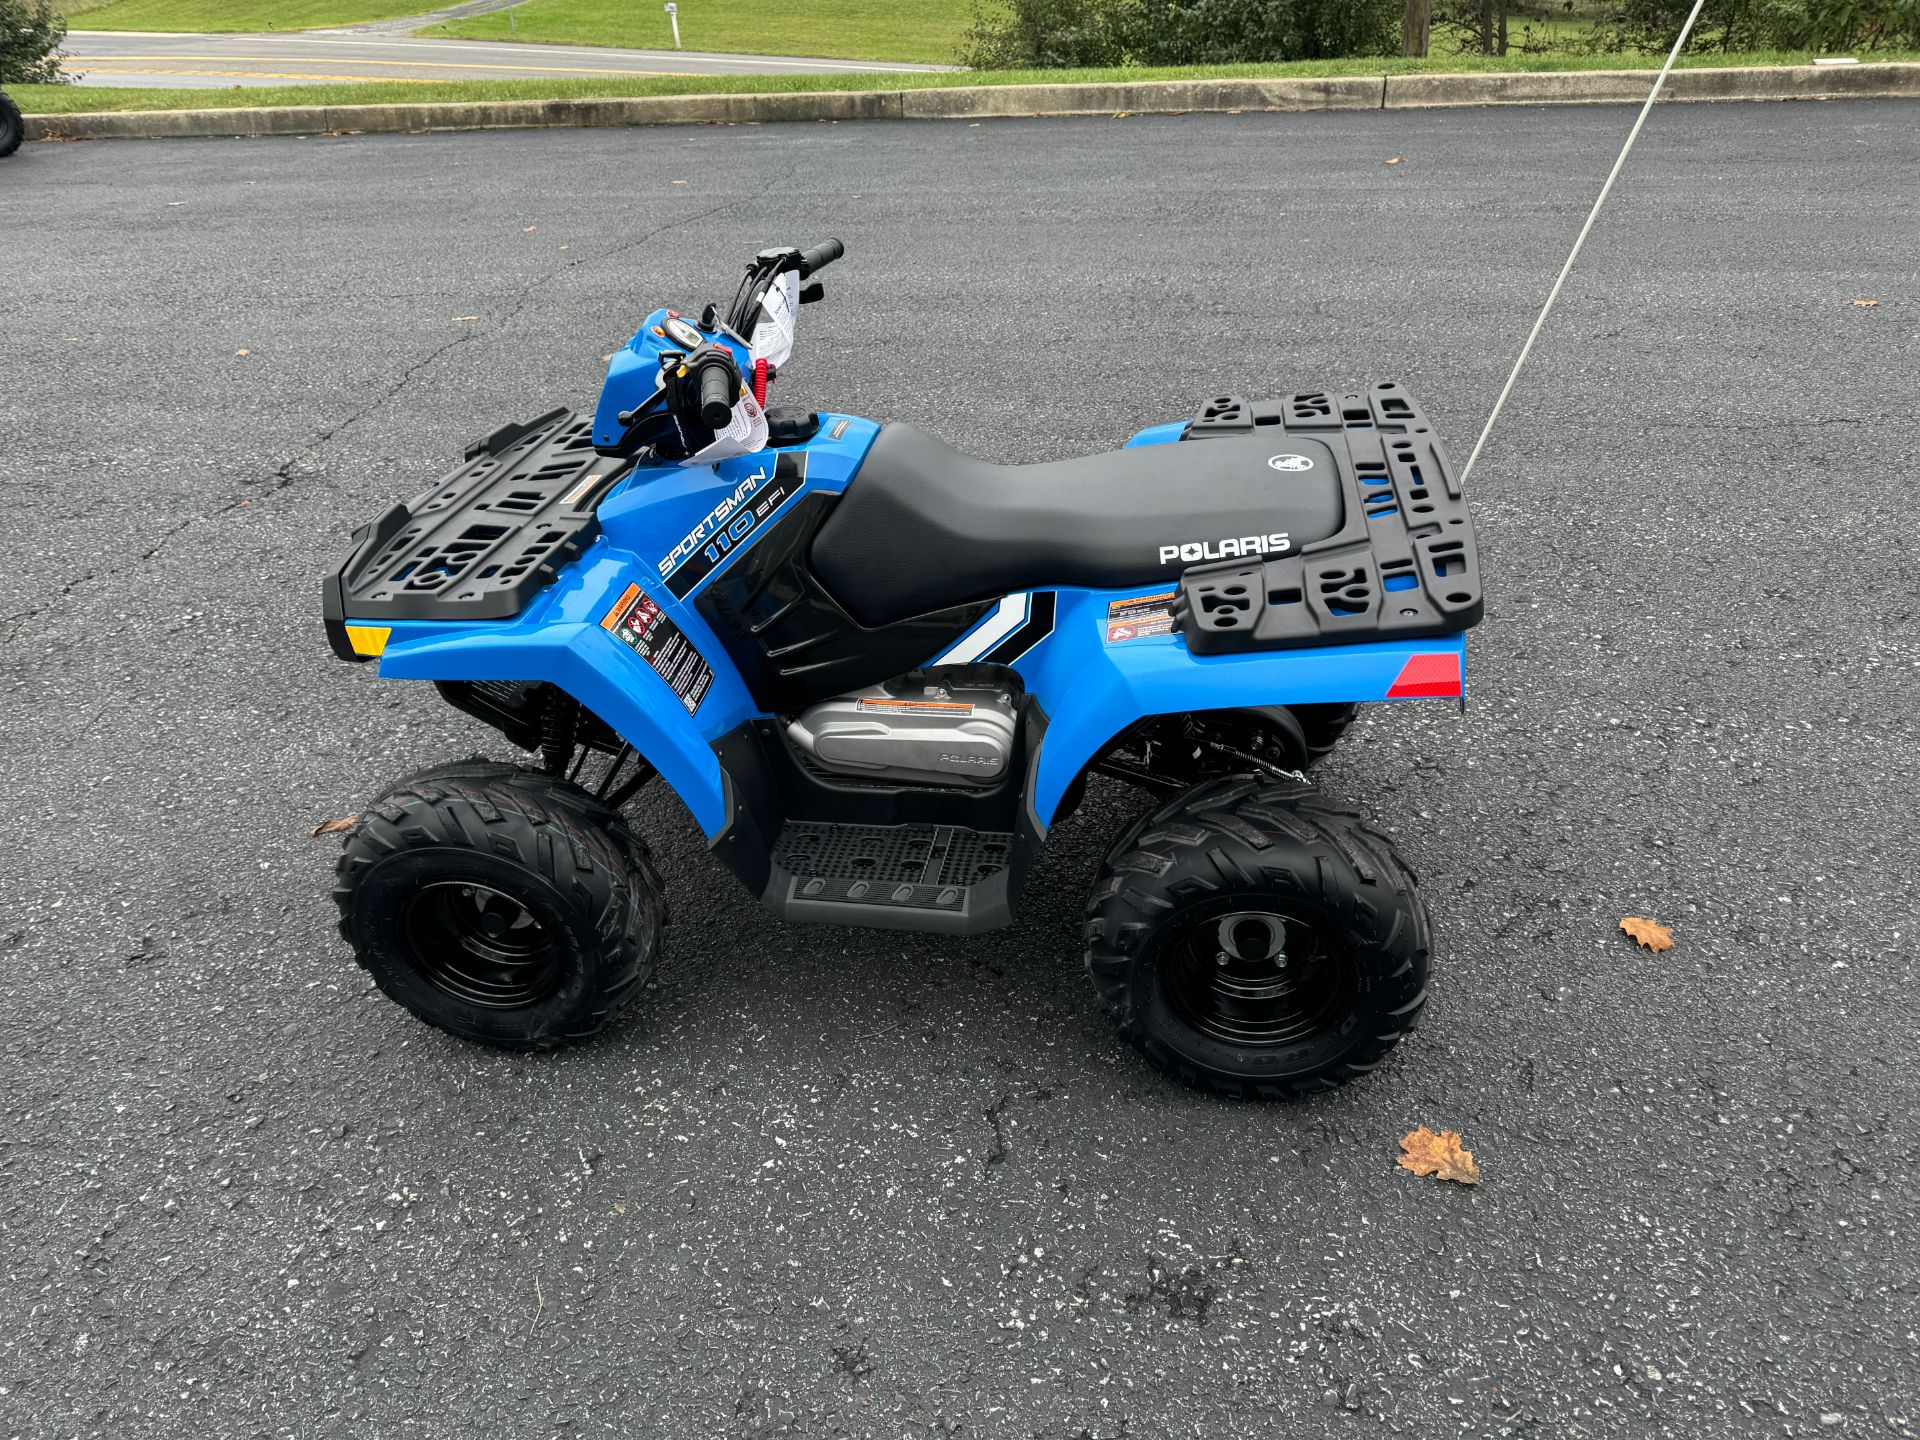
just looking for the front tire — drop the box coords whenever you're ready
[1084,777,1428,1099]
[333,762,664,1050]
[0,93,23,160]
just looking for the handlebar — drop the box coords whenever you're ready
[797,238,844,277]
[697,362,734,429]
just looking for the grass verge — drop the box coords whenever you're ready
[15,50,1913,115]
[60,0,432,28]
[426,0,967,67]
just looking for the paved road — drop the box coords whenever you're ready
[2,103,1917,1437]
[62,28,950,89]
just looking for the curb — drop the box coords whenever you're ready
[23,61,1920,143]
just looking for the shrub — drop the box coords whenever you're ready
[961,0,1403,68]
[0,0,69,84]
[961,0,1147,68]
[1599,0,1920,53]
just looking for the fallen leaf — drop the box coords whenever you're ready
[310,816,357,837]
[522,225,537,233]
[600,354,615,363]
[234,348,251,357]
[1620,916,1674,952]
[1386,156,1404,165]
[670,179,688,185]
[1398,1126,1480,1185]
[452,315,480,322]
[1850,298,1879,307]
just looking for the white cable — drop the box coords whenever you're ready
[1458,0,1709,483]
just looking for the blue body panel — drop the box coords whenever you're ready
[349,409,1466,843]
[1006,589,1462,825]
[374,414,879,839]
[592,307,751,452]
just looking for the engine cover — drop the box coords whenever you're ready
[787,680,1018,787]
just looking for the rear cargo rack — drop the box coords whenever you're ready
[324,410,633,650]
[1172,383,1482,655]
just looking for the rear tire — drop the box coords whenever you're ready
[333,761,664,1051]
[1290,702,1359,763]
[1084,776,1428,1099]
[0,93,23,160]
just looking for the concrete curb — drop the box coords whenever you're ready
[24,62,1919,143]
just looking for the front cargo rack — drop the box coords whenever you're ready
[1171,383,1482,655]
[324,409,634,655]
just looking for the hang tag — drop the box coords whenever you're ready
[683,391,769,466]
[749,271,798,369]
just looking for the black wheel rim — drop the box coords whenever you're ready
[400,881,564,1010]
[1158,905,1358,1049]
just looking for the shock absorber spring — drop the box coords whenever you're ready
[539,692,580,775]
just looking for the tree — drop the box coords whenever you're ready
[1434,0,1512,55]
[1401,0,1432,55]
[0,0,70,84]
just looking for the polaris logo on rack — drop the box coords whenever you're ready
[1157,533,1290,566]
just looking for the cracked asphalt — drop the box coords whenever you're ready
[2,101,1917,1438]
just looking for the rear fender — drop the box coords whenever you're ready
[1013,586,1464,829]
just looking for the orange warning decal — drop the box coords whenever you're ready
[601,583,642,631]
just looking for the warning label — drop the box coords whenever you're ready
[601,584,713,716]
[856,698,974,717]
[1105,590,1177,645]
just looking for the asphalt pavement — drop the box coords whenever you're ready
[62,28,950,89]
[2,102,1917,1437]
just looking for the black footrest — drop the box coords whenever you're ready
[1173,383,1483,655]
[766,822,1014,934]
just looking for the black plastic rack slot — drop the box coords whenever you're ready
[1172,382,1482,655]
[326,410,633,643]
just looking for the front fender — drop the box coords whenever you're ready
[374,622,733,836]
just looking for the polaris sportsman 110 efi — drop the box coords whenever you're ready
[323,240,1482,1098]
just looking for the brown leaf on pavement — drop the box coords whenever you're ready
[1850,299,1879,307]
[310,816,357,837]
[1398,1127,1480,1185]
[1385,156,1404,165]
[1619,916,1674,952]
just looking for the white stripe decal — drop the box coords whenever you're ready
[934,592,1029,664]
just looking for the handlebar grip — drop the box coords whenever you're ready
[798,238,844,277]
[698,364,735,429]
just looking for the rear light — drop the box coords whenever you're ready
[1385,651,1463,700]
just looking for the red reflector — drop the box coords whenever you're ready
[1386,652,1463,699]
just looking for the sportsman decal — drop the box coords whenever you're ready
[660,452,807,599]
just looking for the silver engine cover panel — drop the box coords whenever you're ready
[787,682,1018,787]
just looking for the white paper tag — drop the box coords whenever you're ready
[683,390,768,466]
[749,270,798,369]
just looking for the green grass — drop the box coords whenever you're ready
[16,48,1913,114]
[61,0,433,29]
[424,0,968,67]
[56,0,968,58]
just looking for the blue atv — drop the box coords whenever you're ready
[324,240,1482,1099]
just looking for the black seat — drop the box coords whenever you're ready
[810,423,1347,628]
